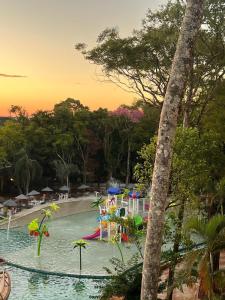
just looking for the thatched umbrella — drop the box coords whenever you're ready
[3,199,17,208]
[15,194,28,200]
[77,184,90,190]
[0,203,3,209]
[27,190,40,196]
[59,186,69,192]
[15,194,29,208]
[41,187,53,192]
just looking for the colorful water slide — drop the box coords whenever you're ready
[83,228,108,240]
[83,228,101,240]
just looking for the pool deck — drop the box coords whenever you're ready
[0,195,96,229]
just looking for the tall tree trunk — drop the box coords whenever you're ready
[141,2,204,300]
[125,140,131,185]
[0,176,4,192]
[25,173,30,195]
[83,160,87,184]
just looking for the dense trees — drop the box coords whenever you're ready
[0,99,159,193]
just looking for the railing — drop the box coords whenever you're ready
[4,242,205,282]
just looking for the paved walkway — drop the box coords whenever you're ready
[0,195,96,229]
[12,195,95,218]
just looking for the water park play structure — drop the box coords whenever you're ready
[0,193,148,299]
[83,187,147,242]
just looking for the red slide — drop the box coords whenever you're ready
[83,228,101,240]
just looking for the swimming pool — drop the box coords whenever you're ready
[5,265,102,300]
[0,211,139,275]
[0,210,144,299]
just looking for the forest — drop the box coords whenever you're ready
[0,100,160,194]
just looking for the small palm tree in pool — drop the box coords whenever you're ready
[91,196,105,209]
[73,239,88,272]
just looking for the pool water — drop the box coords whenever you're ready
[5,265,102,300]
[0,211,143,299]
[0,211,140,275]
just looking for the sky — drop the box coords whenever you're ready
[0,0,166,116]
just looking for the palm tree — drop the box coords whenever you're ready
[177,215,225,300]
[14,149,42,194]
[52,159,78,187]
[72,239,88,272]
[91,196,105,209]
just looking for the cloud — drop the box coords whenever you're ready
[0,73,27,78]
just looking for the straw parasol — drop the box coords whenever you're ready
[15,194,28,200]
[41,187,53,192]
[59,186,70,192]
[77,184,90,190]
[27,190,40,196]
[0,203,3,209]
[3,199,17,208]
[15,194,29,208]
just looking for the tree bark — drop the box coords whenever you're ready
[0,176,4,192]
[141,2,204,300]
[83,160,87,184]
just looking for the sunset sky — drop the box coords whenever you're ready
[0,0,166,116]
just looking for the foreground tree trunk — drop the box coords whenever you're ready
[140,1,204,300]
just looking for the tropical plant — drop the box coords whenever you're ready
[14,149,42,194]
[134,127,225,298]
[175,215,225,300]
[72,239,88,272]
[111,233,124,263]
[91,196,105,208]
[52,159,78,186]
[110,215,145,259]
[100,254,142,300]
[28,203,59,256]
